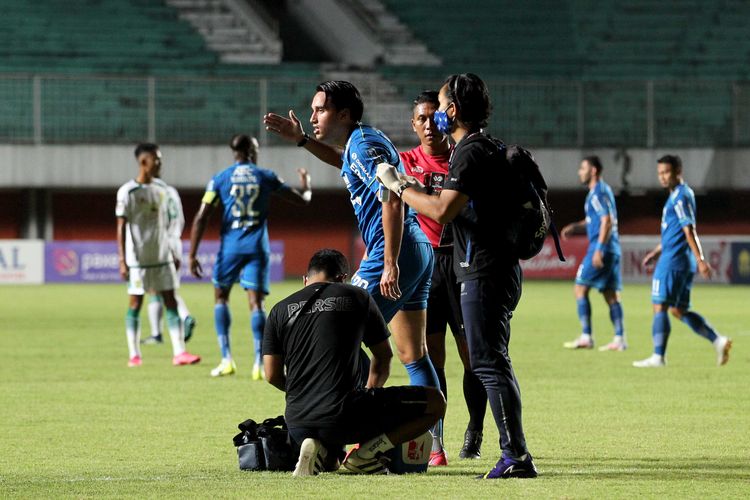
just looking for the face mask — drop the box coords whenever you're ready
[434,105,453,134]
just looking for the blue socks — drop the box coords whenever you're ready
[577,297,592,335]
[214,303,231,359]
[251,310,266,364]
[681,311,718,343]
[404,355,440,388]
[609,302,625,338]
[652,311,671,356]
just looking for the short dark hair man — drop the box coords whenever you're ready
[263,249,446,476]
[560,155,626,352]
[633,155,732,367]
[188,134,311,379]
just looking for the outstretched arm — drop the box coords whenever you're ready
[276,168,312,206]
[377,163,468,224]
[188,202,215,278]
[263,111,343,168]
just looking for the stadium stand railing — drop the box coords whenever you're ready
[1,74,748,148]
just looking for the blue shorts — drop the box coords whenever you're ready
[575,251,621,291]
[351,241,434,323]
[212,251,269,294]
[651,267,693,309]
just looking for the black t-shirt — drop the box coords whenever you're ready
[263,282,390,429]
[442,132,519,281]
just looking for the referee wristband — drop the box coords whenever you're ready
[296,133,310,147]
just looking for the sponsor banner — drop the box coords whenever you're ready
[520,237,587,279]
[523,236,750,283]
[0,240,44,284]
[730,242,750,284]
[45,240,284,284]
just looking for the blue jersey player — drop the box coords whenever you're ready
[263,81,440,393]
[561,156,626,351]
[188,135,312,379]
[633,155,732,368]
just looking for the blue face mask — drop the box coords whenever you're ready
[434,105,453,134]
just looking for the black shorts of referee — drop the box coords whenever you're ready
[426,247,464,337]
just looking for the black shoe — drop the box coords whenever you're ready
[141,335,163,345]
[459,429,482,459]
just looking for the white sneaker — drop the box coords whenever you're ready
[293,438,326,477]
[599,338,627,351]
[210,358,236,377]
[563,336,594,349]
[714,336,733,366]
[342,445,389,474]
[633,354,666,368]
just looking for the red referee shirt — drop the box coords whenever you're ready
[399,145,453,248]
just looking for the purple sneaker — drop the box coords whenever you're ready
[478,454,538,479]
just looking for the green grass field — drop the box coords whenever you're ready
[1,281,747,498]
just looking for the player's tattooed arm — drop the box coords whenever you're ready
[264,354,286,391]
[116,217,129,280]
[188,202,215,278]
[263,111,343,168]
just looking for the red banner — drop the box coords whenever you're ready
[520,237,588,279]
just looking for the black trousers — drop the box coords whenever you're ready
[460,264,528,460]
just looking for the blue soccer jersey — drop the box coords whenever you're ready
[202,162,289,254]
[656,182,697,273]
[341,124,428,260]
[585,180,621,256]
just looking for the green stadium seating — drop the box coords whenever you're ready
[379,0,750,146]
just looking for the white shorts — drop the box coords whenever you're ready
[128,263,179,295]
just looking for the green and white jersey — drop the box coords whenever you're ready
[116,178,173,268]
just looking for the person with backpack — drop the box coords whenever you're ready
[376,73,538,479]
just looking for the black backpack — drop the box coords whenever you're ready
[503,144,565,262]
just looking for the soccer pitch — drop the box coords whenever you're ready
[1,281,747,498]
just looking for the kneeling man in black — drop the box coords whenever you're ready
[263,248,446,476]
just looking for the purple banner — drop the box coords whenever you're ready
[45,241,284,284]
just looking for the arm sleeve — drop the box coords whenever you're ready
[265,169,290,192]
[362,294,390,347]
[674,192,696,228]
[168,188,185,258]
[590,193,609,217]
[442,143,482,196]
[262,306,283,356]
[115,186,128,219]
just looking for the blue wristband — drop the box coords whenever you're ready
[596,242,606,252]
